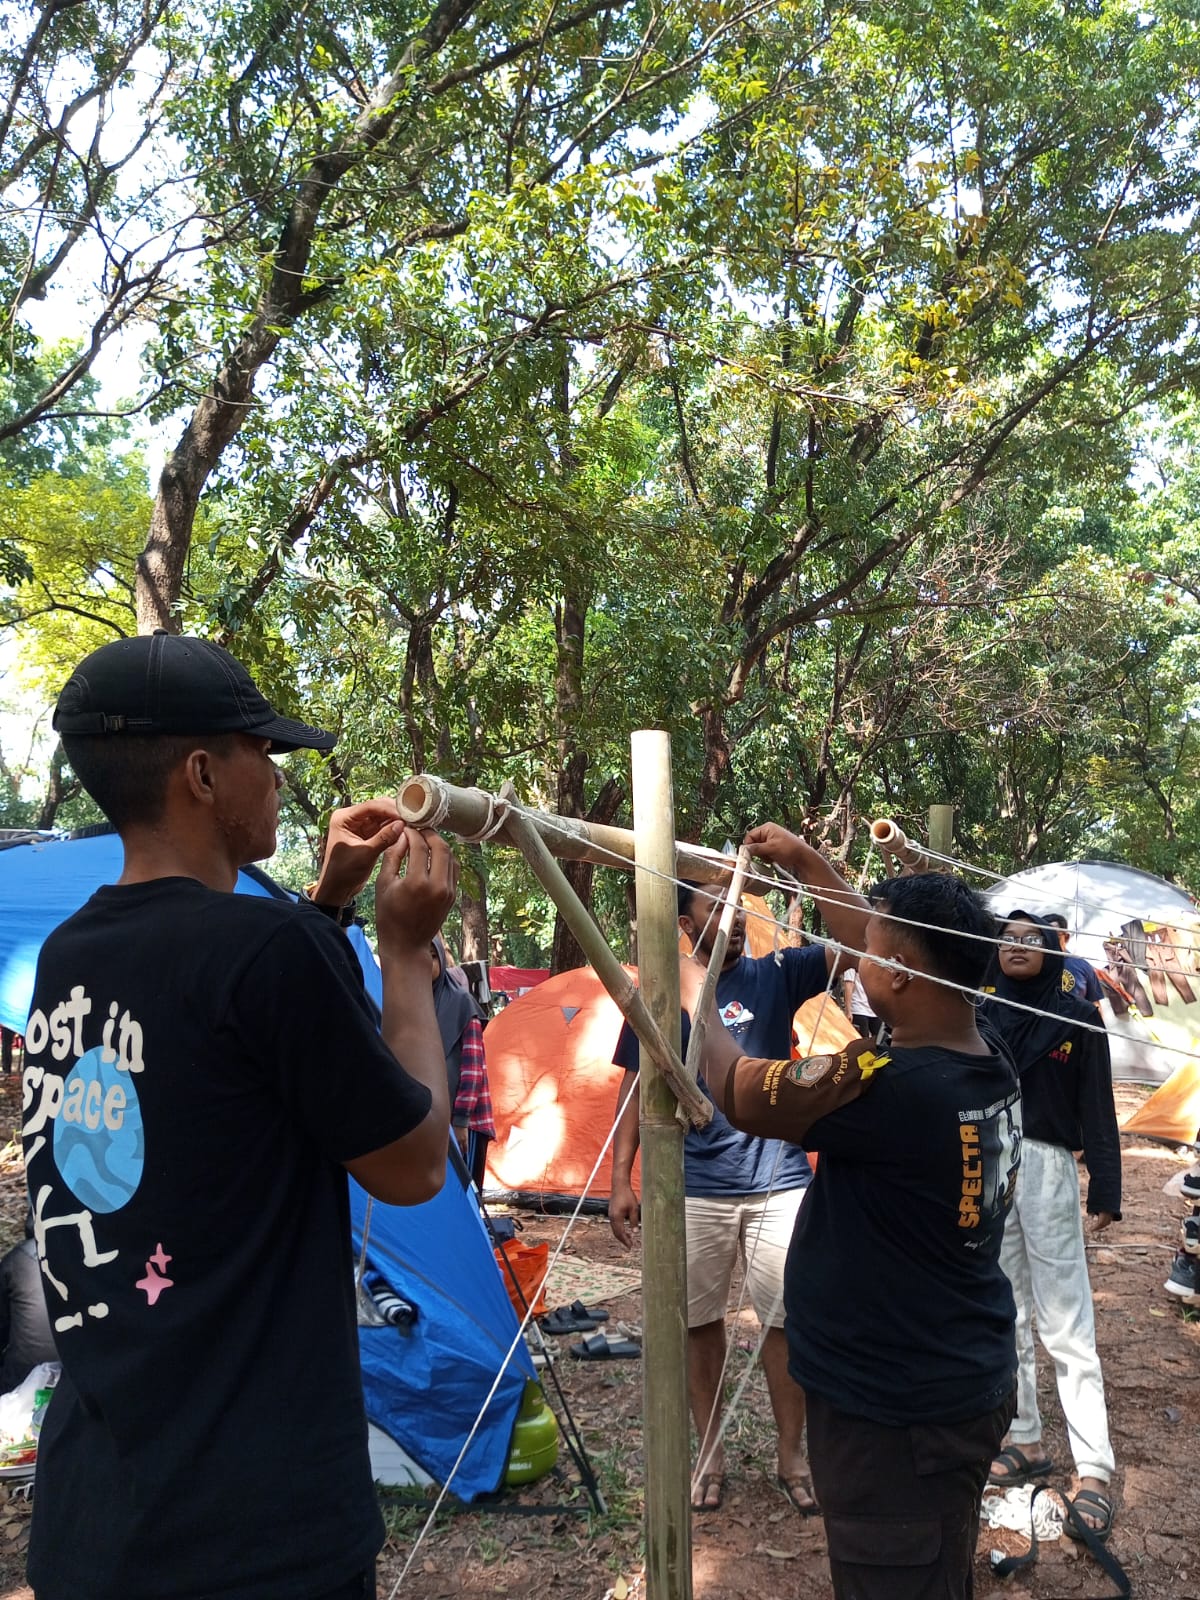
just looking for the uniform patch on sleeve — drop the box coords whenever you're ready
[787,1054,835,1087]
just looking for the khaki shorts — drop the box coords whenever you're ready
[684,1188,807,1329]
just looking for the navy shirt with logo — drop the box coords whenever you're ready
[614,945,829,1196]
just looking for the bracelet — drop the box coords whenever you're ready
[301,884,357,928]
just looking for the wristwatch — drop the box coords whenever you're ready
[301,884,358,928]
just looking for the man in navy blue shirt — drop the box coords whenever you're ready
[1043,913,1103,1004]
[609,825,869,1514]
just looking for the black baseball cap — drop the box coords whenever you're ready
[53,633,336,754]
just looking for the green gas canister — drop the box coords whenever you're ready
[504,1380,559,1486]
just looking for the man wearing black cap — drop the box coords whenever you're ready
[22,633,457,1600]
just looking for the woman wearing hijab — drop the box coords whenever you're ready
[431,937,496,1187]
[980,911,1122,1542]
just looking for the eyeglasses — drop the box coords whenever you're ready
[1002,934,1045,948]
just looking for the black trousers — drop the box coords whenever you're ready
[806,1389,1014,1600]
[313,1565,376,1600]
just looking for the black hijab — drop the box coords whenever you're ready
[432,936,484,1102]
[979,908,1090,1069]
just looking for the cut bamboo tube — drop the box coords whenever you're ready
[928,804,955,858]
[632,730,693,1600]
[870,817,933,874]
[396,773,735,885]
[500,797,711,1130]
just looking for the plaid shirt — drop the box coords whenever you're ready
[452,1017,496,1138]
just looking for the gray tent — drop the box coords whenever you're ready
[987,860,1200,1085]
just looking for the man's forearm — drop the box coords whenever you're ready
[771,839,870,952]
[380,952,451,1131]
[611,1072,642,1183]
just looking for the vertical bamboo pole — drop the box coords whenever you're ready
[631,730,692,1600]
[928,804,955,859]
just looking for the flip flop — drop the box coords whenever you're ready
[1062,1488,1114,1544]
[691,1472,724,1513]
[987,1445,1055,1487]
[776,1472,820,1516]
[568,1298,609,1323]
[542,1306,603,1335]
[568,1332,641,1360]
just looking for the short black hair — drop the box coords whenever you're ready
[678,880,706,919]
[62,731,236,831]
[868,873,995,991]
[1042,912,1068,931]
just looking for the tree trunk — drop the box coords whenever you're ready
[459,844,489,963]
[695,701,732,826]
[553,585,595,966]
[132,0,481,631]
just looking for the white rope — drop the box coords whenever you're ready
[517,805,1200,1066]
[457,792,512,844]
[387,1070,641,1597]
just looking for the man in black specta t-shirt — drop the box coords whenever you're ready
[609,827,871,1515]
[23,634,458,1600]
[682,873,1021,1600]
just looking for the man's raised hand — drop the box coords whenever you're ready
[744,822,808,869]
[312,799,406,907]
[375,828,459,956]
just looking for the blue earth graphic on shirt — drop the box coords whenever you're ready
[52,1046,144,1213]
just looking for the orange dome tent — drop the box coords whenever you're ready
[482,959,855,1205]
[483,965,633,1204]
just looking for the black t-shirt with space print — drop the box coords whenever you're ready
[23,879,431,1600]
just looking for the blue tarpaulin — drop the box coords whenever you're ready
[0,829,529,1499]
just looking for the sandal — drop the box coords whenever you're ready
[1063,1488,1114,1545]
[988,1445,1055,1487]
[776,1472,820,1515]
[568,1331,641,1360]
[691,1471,724,1513]
[542,1306,603,1335]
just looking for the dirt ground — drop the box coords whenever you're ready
[0,1082,1196,1599]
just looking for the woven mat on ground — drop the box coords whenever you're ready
[542,1255,642,1305]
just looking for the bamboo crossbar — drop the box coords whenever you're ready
[396,773,736,885]
[501,802,712,1130]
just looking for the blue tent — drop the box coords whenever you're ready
[0,830,531,1500]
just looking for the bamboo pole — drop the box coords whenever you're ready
[869,817,933,874]
[396,773,735,885]
[928,804,955,858]
[631,731,693,1600]
[499,797,711,1130]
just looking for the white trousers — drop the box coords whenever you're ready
[999,1139,1114,1483]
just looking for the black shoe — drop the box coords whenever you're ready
[1164,1250,1200,1304]
[1182,1215,1200,1257]
[1181,1170,1200,1200]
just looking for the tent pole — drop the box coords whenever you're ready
[631,730,693,1600]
